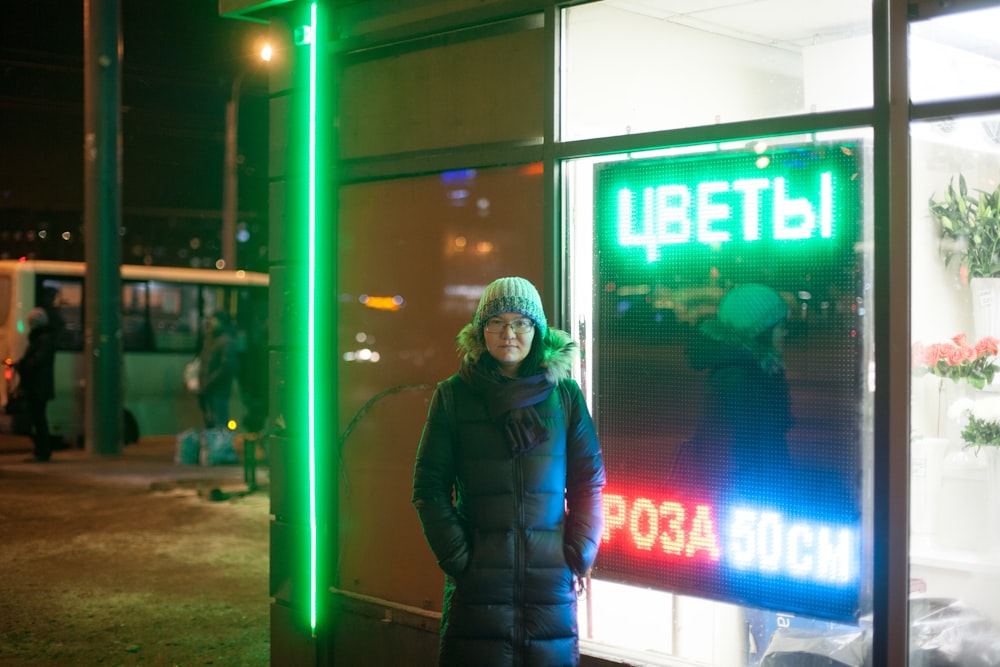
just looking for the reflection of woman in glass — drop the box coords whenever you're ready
[671,284,793,503]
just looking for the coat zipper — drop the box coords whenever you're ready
[513,451,525,667]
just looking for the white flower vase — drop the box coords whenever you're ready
[911,437,950,546]
[940,380,974,445]
[987,448,1000,553]
[935,447,988,552]
[971,277,1000,341]
[971,277,1000,392]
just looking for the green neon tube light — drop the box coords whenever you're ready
[306,1,319,635]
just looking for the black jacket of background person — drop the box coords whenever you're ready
[413,328,606,667]
[15,323,56,402]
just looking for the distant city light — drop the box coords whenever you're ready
[359,294,405,311]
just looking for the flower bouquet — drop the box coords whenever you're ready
[911,333,1000,390]
[949,395,1000,453]
[931,174,1000,280]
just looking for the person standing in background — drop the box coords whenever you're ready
[198,310,239,429]
[12,308,57,462]
[412,276,606,667]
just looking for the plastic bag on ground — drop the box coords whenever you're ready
[202,427,240,465]
[175,428,202,465]
[760,628,869,666]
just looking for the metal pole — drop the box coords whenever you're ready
[871,0,911,663]
[83,0,124,456]
[222,74,243,270]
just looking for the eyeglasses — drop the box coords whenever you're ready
[484,319,534,335]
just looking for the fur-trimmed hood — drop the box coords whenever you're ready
[456,323,578,385]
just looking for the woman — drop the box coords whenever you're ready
[412,277,606,667]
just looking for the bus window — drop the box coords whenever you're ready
[122,281,153,351]
[201,285,228,323]
[38,277,82,350]
[148,281,200,353]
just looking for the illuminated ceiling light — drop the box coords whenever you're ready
[260,43,273,62]
[475,241,494,255]
[454,236,467,249]
[61,231,72,241]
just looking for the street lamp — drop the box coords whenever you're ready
[222,44,271,270]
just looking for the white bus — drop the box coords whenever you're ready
[0,260,269,446]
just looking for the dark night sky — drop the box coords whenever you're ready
[1,0,270,213]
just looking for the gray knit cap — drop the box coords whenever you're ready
[473,277,547,336]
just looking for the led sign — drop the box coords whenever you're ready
[597,484,862,619]
[597,144,860,278]
[617,173,834,261]
[603,491,858,581]
[591,141,867,623]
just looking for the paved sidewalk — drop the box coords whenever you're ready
[0,433,267,491]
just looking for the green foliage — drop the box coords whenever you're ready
[961,413,1000,452]
[931,174,1000,278]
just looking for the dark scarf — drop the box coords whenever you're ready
[460,360,554,454]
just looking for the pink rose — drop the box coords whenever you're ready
[958,344,978,363]
[943,345,967,366]
[976,337,1000,356]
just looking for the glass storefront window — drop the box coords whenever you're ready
[335,0,512,39]
[335,164,544,608]
[565,131,875,665]
[339,28,544,159]
[909,112,1000,664]
[909,6,1000,104]
[561,1,872,141]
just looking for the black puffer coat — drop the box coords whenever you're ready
[412,328,606,667]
